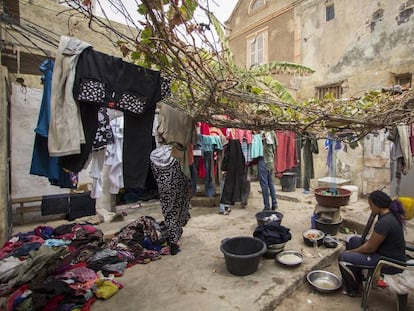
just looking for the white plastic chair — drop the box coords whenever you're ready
[361,244,414,311]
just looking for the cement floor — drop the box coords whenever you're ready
[12,182,414,311]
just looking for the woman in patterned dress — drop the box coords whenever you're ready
[150,144,191,255]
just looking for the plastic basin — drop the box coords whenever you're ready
[220,236,266,276]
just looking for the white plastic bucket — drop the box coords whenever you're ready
[342,185,358,203]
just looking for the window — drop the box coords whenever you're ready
[250,0,265,12]
[247,31,267,67]
[326,4,335,21]
[316,84,343,100]
[395,73,412,89]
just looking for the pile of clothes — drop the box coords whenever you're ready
[0,216,169,310]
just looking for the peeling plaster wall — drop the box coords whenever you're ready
[296,0,414,194]
[297,0,414,96]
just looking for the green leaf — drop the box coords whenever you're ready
[137,4,147,15]
[251,61,314,76]
[140,27,153,44]
[130,51,141,61]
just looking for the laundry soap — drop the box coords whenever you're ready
[399,197,414,220]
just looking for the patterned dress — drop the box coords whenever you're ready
[151,159,191,245]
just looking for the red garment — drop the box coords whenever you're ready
[199,122,210,135]
[274,130,298,175]
[220,128,233,139]
[81,296,97,311]
[42,295,64,311]
[197,157,206,178]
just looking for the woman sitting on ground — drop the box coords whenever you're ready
[338,190,406,297]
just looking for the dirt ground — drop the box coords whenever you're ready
[275,264,414,311]
[12,182,414,311]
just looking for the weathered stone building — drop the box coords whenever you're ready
[226,0,414,196]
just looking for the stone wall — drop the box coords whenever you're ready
[296,0,414,194]
[227,0,414,196]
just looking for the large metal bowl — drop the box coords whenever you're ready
[306,270,342,293]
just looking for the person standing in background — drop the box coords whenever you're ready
[150,144,191,255]
[258,131,278,210]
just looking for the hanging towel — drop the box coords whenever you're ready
[49,36,91,156]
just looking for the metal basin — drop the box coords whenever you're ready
[306,270,342,292]
[275,250,303,266]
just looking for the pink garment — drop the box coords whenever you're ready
[274,130,298,175]
[235,129,252,144]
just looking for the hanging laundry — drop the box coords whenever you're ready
[302,133,319,192]
[89,110,124,199]
[324,135,342,174]
[220,139,246,205]
[49,36,91,157]
[156,102,196,151]
[388,124,412,196]
[275,130,298,175]
[30,59,76,188]
[92,107,114,151]
[55,45,168,191]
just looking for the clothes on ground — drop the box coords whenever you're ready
[0,218,170,310]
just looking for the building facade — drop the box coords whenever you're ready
[226,0,414,195]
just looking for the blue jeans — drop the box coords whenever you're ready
[258,157,277,209]
[203,151,215,197]
[338,236,380,294]
[219,176,229,213]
